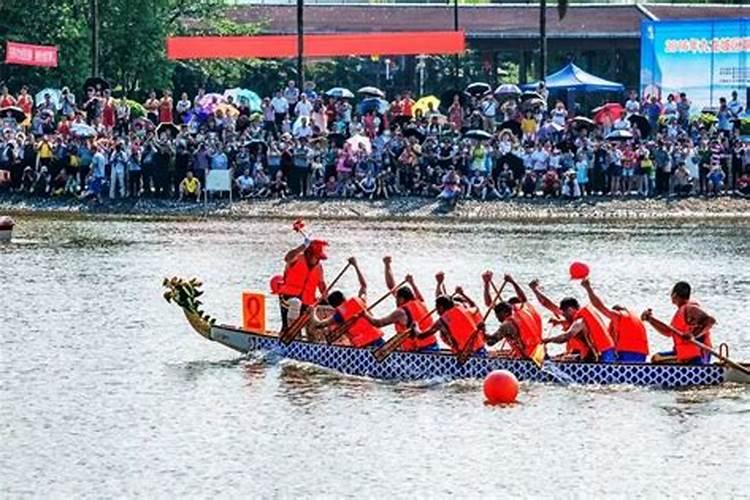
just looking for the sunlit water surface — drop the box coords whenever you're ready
[1,215,749,497]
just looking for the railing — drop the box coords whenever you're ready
[228,0,746,5]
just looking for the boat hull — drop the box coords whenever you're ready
[209,324,738,388]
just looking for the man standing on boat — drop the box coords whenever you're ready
[315,257,386,348]
[642,281,715,365]
[410,295,486,356]
[277,238,328,330]
[355,256,439,352]
[580,279,650,362]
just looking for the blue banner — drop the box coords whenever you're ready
[641,19,749,113]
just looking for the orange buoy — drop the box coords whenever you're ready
[569,261,590,280]
[269,275,284,295]
[483,369,519,405]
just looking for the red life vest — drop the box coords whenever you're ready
[609,309,649,356]
[335,297,384,348]
[670,301,712,362]
[396,299,437,351]
[277,255,323,306]
[575,306,615,356]
[441,306,483,354]
[509,304,543,359]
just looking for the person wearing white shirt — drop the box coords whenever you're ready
[625,90,640,116]
[271,91,289,130]
[295,94,313,118]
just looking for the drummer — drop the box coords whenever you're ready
[276,238,328,330]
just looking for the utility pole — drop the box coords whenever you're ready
[90,0,99,76]
[297,0,304,90]
[539,0,547,81]
[453,0,459,86]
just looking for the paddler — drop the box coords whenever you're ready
[580,278,650,362]
[530,280,616,363]
[409,295,486,356]
[356,256,439,352]
[486,273,544,337]
[315,257,386,348]
[641,281,715,365]
[485,301,542,360]
[436,271,483,326]
[277,238,328,330]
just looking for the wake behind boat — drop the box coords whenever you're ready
[165,278,750,389]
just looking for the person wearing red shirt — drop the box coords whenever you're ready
[0,85,17,108]
[17,86,33,117]
[159,90,173,124]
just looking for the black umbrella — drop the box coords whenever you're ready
[520,98,546,111]
[627,114,651,137]
[571,117,597,131]
[403,127,426,143]
[327,132,346,149]
[521,91,544,102]
[84,76,110,92]
[246,138,268,154]
[498,120,522,138]
[357,86,385,99]
[464,129,492,141]
[155,122,179,138]
[390,115,412,130]
[494,84,522,103]
[465,82,492,97]
[605,129,633,142]
[440,89,468,112]
[0,106,27,123]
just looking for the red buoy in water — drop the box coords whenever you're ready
[569,261,590,280]
[483,370,519,405]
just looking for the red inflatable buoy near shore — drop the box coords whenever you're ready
[483,370,519,405]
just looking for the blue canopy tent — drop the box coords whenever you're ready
[522,63,624,114]
[522,63,624,93]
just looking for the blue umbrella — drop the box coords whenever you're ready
[325,87,354,99]
[223,88,261,112]
[358,98,388,115]
[35,88,61,108]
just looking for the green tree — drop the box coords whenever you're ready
[0,0,90,90]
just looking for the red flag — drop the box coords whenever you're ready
[292,219,305,233]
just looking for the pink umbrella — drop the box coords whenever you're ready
[199,93,225,112]
[345,134,372,154]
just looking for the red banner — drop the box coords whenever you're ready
[4,41,59,67]
[167,31,465,60]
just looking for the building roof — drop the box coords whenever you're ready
[228,3,749,40]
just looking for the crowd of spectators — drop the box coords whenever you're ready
[1,80,749,206]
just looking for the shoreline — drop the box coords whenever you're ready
[1,193,748,223]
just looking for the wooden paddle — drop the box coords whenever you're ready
[457,280,508,366]
[644,312,750,376]
[279,261,351,345]
[325,279,408,345]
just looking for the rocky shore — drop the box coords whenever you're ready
[1,193,748,222]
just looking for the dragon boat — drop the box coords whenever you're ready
[165,278,750,389]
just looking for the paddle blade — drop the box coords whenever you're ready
[280,312,309,344]
[530,344,546,369]
[373,330,410,363]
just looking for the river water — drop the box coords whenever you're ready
[2,215,749,498]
